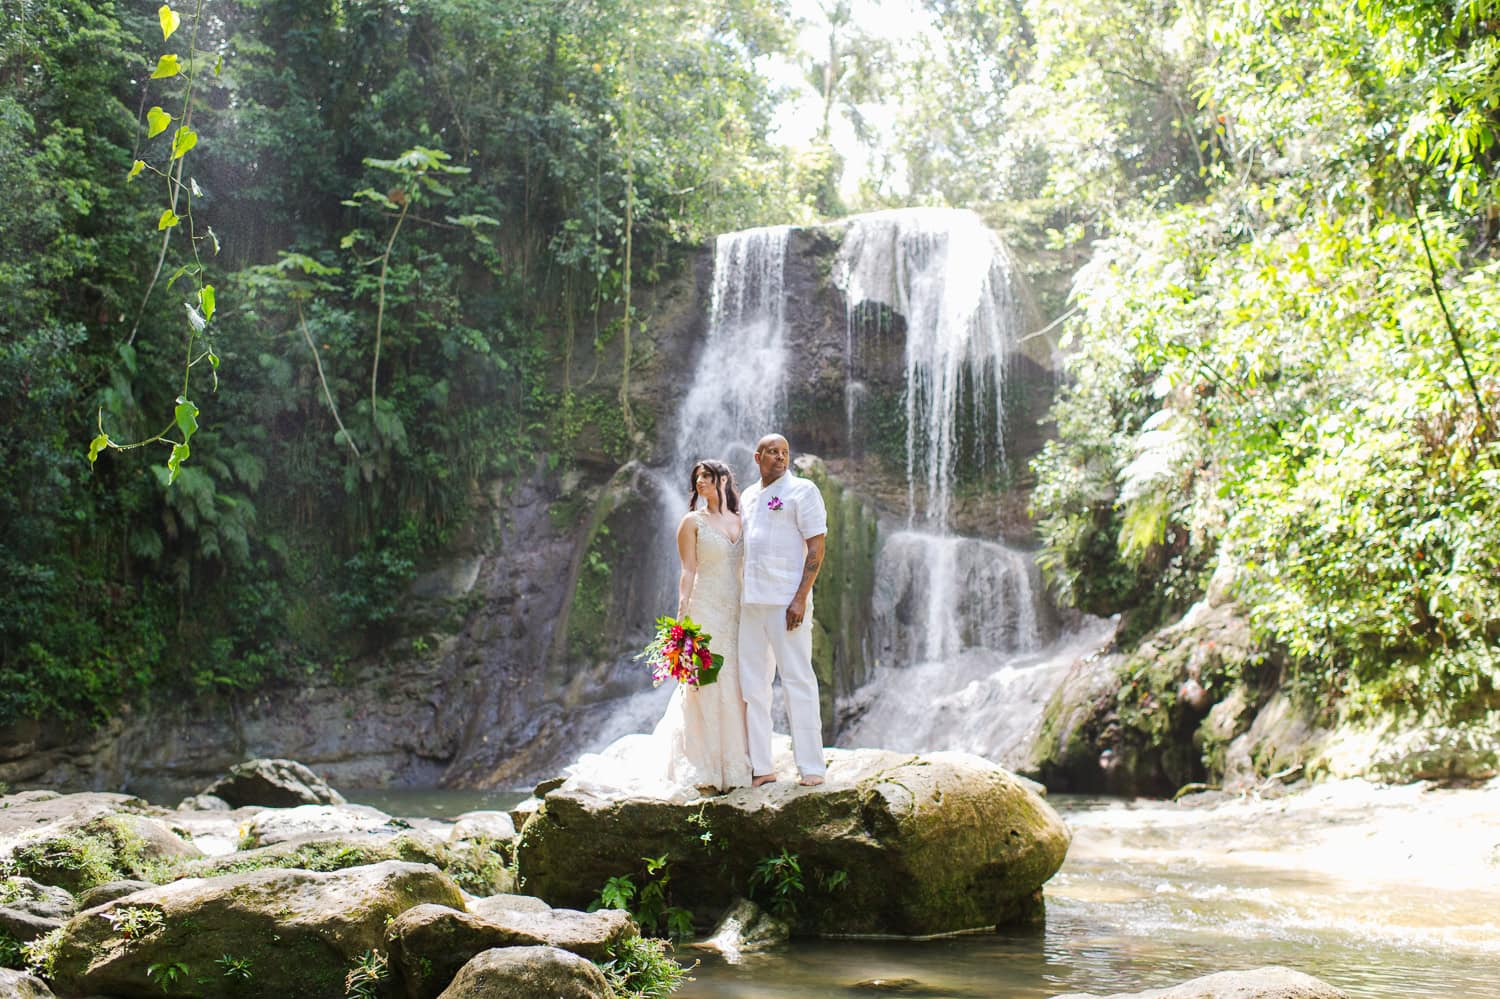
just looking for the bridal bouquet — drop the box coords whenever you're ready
[638,616,723,687]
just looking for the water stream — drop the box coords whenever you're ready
[676,788,1500,998]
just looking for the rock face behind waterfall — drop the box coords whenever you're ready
[515,747,1070,936]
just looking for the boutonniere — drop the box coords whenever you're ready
[767,496,784,511]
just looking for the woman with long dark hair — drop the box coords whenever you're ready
[657,459,751,792]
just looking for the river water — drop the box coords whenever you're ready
[124,776,1497,997]
[673,785,1500,999]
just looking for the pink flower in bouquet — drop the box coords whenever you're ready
[767,496,784,511]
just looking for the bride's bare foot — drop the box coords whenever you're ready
[798,775,825,787]
[752,773,778,787]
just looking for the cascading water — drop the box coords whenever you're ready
[672,225,792,477]
[836,209,1021,528]
[832,208,1109,767]
[569,227,795,753]
[557,210,1105,777]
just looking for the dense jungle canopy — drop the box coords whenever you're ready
[1,0,1496,734]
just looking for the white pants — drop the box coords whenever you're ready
[739,602,825,778]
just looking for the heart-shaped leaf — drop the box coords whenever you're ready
[158,4,181,40]
[147,106,171,137]
[88,433,111,465]
[127,160,146,181]
[199,285,216,322]
[150,53,182,79]
[158,209,180,230]
[174,397,199,443]
[171,126,198,160]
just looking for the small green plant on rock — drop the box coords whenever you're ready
[750,848,804,919]
[147,960,190,991]
[107,904,166,940]
[344,948,389,999]
[0,876,27,905]
[0,929,25,969]
[23,928,64,978]
[599,934,692,999]
[217,953,254,981]
[590,854,694,941]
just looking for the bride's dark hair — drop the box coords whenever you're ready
[687,459,739,513]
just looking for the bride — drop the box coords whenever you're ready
[561,459,752,799]
[658,459,753,792]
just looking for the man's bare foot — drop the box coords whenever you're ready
[798,775,825,787]
[752,773,778,788]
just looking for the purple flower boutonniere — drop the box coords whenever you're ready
[767,496,784,511]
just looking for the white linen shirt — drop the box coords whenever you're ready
[740,471,828,606]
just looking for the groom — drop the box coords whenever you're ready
[739,433,828,787]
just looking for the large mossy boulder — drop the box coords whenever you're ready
[435,945,612,999]
[515,746,1070,936]
[201,758,346,808]
[0,799,200,894]
[48,860,464,998]
[386,902,635,998]
[1050,966,1349,998]
[1025,595,1268,796]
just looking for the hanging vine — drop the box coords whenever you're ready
[89,1,221,484]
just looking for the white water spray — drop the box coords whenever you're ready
[835,208,1024,529]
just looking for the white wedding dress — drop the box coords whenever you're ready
[561,510,752,800]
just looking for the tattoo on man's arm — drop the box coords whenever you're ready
[800,549,824,587]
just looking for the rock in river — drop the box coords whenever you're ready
[436,945,612,999]
[386,900,635,998]
[515,745,1071,936]
[48,860,463,998]
[1050,966,1350,998]
[200,758,346,808]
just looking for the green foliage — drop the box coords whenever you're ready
[217,953,255,981]
[22,928,64,979]
[343,949,390,999]
[147,960,191,991]
[0,0,806,728]
[749,848,805,919]
[1030,19,1500,720]
[8,830,122,893]
[93,0,225,482]
[0,929,24,970]
[106,904,167,940]
[599,935,692,999]
[331,521,422,631]
[590,854,693,941]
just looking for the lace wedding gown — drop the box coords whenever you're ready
[657,510,752,791]
[561,510,751,799]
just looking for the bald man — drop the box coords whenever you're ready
[738,434,828,787]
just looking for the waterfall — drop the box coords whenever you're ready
[835,208,1024,529]
[873,532,1042,665]
[829,209,1103,769]
[672,225,792,478]
[545,211,1105,782]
